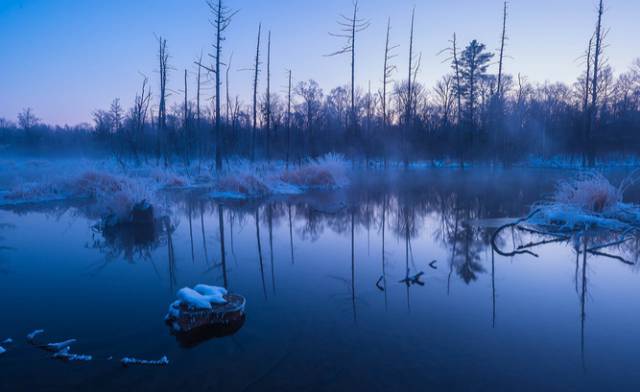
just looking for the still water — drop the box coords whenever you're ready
[1,169,640,391]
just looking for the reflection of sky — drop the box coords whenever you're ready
[2,192,640,389]
[1,0,638,125]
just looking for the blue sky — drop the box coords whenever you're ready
[0,0,638,125]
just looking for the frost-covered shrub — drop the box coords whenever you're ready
[527,171,640,233]
[281,153,348,189]
[73,171,126,197]
[216,173,271,198]
[552,172,621,213]
[4,170,160,225]
[149,168,188,188]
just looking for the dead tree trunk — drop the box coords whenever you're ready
[496,1,508,98]
[587,0,605,167]
[381,17,397,130]
[266,31,272,160]
[403,7,416,168]
[328,1,370,130]
[286,69,292,169]
[197,0,237,171]
[252,23,262,162]
[157,37,168,165]
[183,68,190,165]
[196,52,202,128]
[583,35,594,167]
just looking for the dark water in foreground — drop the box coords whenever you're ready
[2,169,640,391]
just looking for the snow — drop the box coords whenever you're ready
[26,329,44,342]
[520,172,640,234]
[175,285,229,310]
[177,287,214,310]
[52,346,92,362]
[193,284,227,304]
[0,346,5,355]
[121,356,169,367]
[1,338,12,345]
[41,339,77,352]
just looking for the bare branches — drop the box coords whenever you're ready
[251,23,262,161]
[157,37,169,132]
[198,0,238,170]
[405,6,416,127]
[381,17,398,128]
[327,0,370,129]
[496,1,509,98]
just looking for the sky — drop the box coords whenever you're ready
[0,0,638,126]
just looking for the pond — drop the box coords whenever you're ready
[1,168,640,391]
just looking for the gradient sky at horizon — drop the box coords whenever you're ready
[1,0,638,126]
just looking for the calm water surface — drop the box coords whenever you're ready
[1,169,640,391]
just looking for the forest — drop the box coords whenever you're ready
[1,0,638,168]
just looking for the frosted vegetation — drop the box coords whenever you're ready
[492,171,640,262]
[0,154,349,227]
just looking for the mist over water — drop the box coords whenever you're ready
[2,168,640,391]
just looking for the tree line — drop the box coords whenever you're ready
[1,0,639,167]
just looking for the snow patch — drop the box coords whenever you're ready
[41,339,77,352]
[26,329,44,343]
[52,346,92,362]
[121,356,169,367]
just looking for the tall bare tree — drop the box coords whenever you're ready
[496,1,508,98]
[587,0,605,166]
[381,17,398,128]
[157,37,168,134]
[196,51,202,129]
[226,53,233,124]
[265,30,272,159]
[286,69,293,169]
[196,0,237,171]
[328,0,370,129]
[406,7,416,126]
[251,23,262,161]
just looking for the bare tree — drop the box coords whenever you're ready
[587,0,605,166]
[157,37,168,132]
[381,17,398,128]
[328,0,370,129]
[251,23,262,161]
[286,69,293,169]
[196,51,203,128]
[226,53,233,124]
[17,108,39,131]
[496,1,508,98]
[265,31,272,159]
[196,0,237,170]
[452,34,463,127]
[405,7,417,126]
[130,76,151,161]
[110,98,123,133]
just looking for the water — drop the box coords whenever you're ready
[1,168,640,391]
